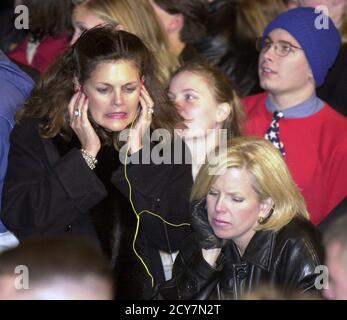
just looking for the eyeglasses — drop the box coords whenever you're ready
[255,37,304,57]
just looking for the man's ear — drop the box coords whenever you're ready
[259,197,274,220]
[216,102,231,123]
[308,68,315,85]
[73,77,82,92]
[167,13,184,34]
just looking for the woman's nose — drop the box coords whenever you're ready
[112,92,123,106]
[215,196,227,213]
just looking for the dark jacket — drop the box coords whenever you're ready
[319,196,347,234]
[156,199,324,300]
[317,44,347,117]
[194,0,262,97]
[1,118,193,299]
[112,134,193,299]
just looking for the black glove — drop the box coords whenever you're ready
[191,197,226,249]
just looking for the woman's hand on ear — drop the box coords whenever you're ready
[128,85,154,154]
[68,90,101,157]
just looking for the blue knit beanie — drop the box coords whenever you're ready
[263,7,341,87]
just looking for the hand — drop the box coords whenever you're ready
[127,85,154,154]
[68,90,101,157]
[202,248,222,268]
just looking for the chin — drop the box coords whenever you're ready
[99,120,131,133]
[212,227,232,240]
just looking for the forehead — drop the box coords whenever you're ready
[170,70,211,91]
[267,28,302,47]
[89,60,140,81]
[300,0,332,6]
[213,167,254,189]
[73,5,105,26]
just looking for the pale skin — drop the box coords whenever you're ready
[168,70,231,179]
[67,62,154,158]
[202,168,273,268]
[149,0,185,57]
[70,5,125,45]
[258,29,315,110]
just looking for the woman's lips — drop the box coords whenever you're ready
[105,112,127,119]
[212,218,231,226]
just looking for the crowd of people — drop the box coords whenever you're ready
[0,0,346,300]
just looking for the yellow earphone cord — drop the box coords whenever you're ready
[123,116,190,288]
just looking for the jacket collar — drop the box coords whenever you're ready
[228,230,276,271]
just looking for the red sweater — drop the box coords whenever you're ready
[9,34,69,73]
[244,92,347,225]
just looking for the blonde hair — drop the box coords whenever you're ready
[236,0,287,43]
[73,0,179,84]
[340,9,347,42]
[191,136,309,231]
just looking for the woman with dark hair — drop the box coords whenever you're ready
[9,0,73,73]
[149,0,208,62]
[2,26,193,299]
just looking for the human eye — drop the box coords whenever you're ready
[124,85,137,93]
[184,94,196,102]
[96,87,109,94]
[232,197,244,203]
[279,41,291,54]
[263,38,272,50]
[208,188,218,196]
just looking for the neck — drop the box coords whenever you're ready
[184,129,220,180]
[169,33,186,58]
[233,229,256,257]
[269,87,315,110]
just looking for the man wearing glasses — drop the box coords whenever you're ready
[244,7,347,226]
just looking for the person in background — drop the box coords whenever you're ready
[287,0,347,116]
[71,0,179,85]
[0,50,34,254]
[149,0,208,63]
[156,137,323,300]
[323,214,347,300]
[168,60,244,179]
[195,0,287,96]
[0,236,113,300]
[244,7,347,225]
[9,0,73,73]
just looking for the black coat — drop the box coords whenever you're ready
[1,119,193,299]
[194,0,262,97]
[317,44,347,117]
[156,199,324,300]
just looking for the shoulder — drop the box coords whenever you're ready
[11,118,42,144]
[276,217,323,261]
[242,93,268,115]
[316,105,347,150]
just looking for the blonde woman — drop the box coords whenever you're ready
[71,0,179,85]
[157,137,323,300]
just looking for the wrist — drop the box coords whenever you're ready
[81,148,98,170]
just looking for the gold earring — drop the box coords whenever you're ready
[258,216,266,225]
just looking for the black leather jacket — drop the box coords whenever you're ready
[156,200,324,300]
